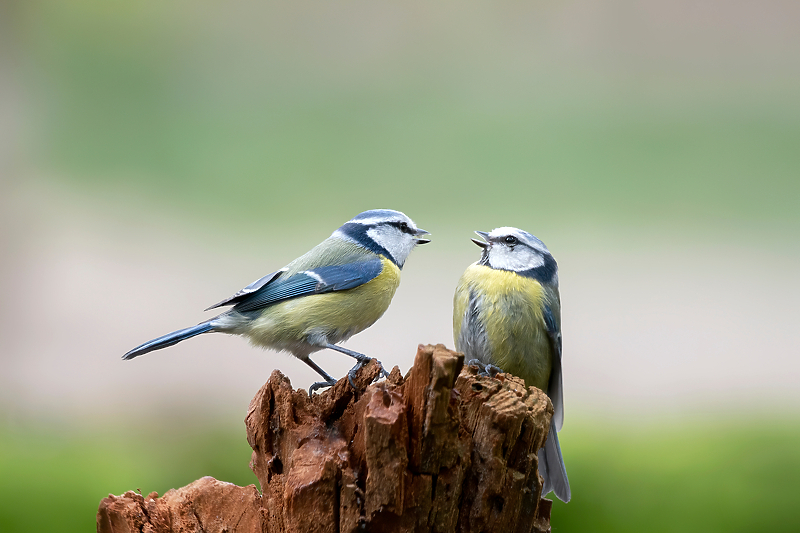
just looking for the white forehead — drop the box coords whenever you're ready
[349,209,416,227]
[489,227,549,253]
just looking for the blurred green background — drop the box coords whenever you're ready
[1,1,799,531]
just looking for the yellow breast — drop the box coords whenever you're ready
[246,256,401,354]
[453,263,552,391]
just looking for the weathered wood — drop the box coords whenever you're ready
[96,476,262,533]
[97,344,555,533]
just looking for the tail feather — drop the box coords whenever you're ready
[122,322,215,360]
[538,419,571,503]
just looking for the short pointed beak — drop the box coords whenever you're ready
[415,227,430,244]
[471,231,490,248]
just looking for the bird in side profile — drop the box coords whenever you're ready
[124,209,430,393]
[453,227,570,502]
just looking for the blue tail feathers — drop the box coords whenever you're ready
[538,418,571,503]
[122,322,215,360]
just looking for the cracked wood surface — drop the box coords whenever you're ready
[97,344,554,533]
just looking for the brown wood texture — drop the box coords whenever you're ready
[97,344,554,533]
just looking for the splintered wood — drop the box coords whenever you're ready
[96,477,262,533]
[97,344,554,533]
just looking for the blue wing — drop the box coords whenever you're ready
[543,304,564,431]
[220,259,384,314]
[205,270,284,310]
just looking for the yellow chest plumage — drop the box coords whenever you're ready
[453,263,554,392]
[244,256,401,357]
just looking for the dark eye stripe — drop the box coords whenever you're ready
[387,221,414,234]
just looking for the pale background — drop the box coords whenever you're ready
[1,1,799,531]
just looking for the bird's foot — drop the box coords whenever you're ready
[347,361,363,390]
[346,358,389,390]
[467,359,503,378]
[325,344,390,391]
[308,378,337,395]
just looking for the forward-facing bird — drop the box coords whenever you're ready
[453,227,570,502]
[124,209,429,392]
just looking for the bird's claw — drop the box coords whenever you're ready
[347,365,360,390]
[308,378,337,395]
[346,358,389,391]
[467,359,503,378]
[485,364,502,377]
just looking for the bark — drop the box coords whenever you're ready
[98,344,554,533]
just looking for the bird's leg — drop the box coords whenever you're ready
[466,358,503,378]
[324,344,389,389]
[304,357,338,395]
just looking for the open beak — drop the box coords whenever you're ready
[471,230,490,248]
[415,227,430,245]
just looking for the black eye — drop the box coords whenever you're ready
[505,235,518,245]
[398,222,409,233]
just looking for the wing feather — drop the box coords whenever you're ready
[543,304,564,431]
[229,259,383,313]
[205,270,284,311]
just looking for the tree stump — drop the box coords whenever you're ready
[97,344,554,533]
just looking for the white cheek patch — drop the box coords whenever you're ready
[489,246,545,271]
[367,226,415,266]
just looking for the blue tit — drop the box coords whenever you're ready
[124,209,430,392]
[453,227,570,503]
